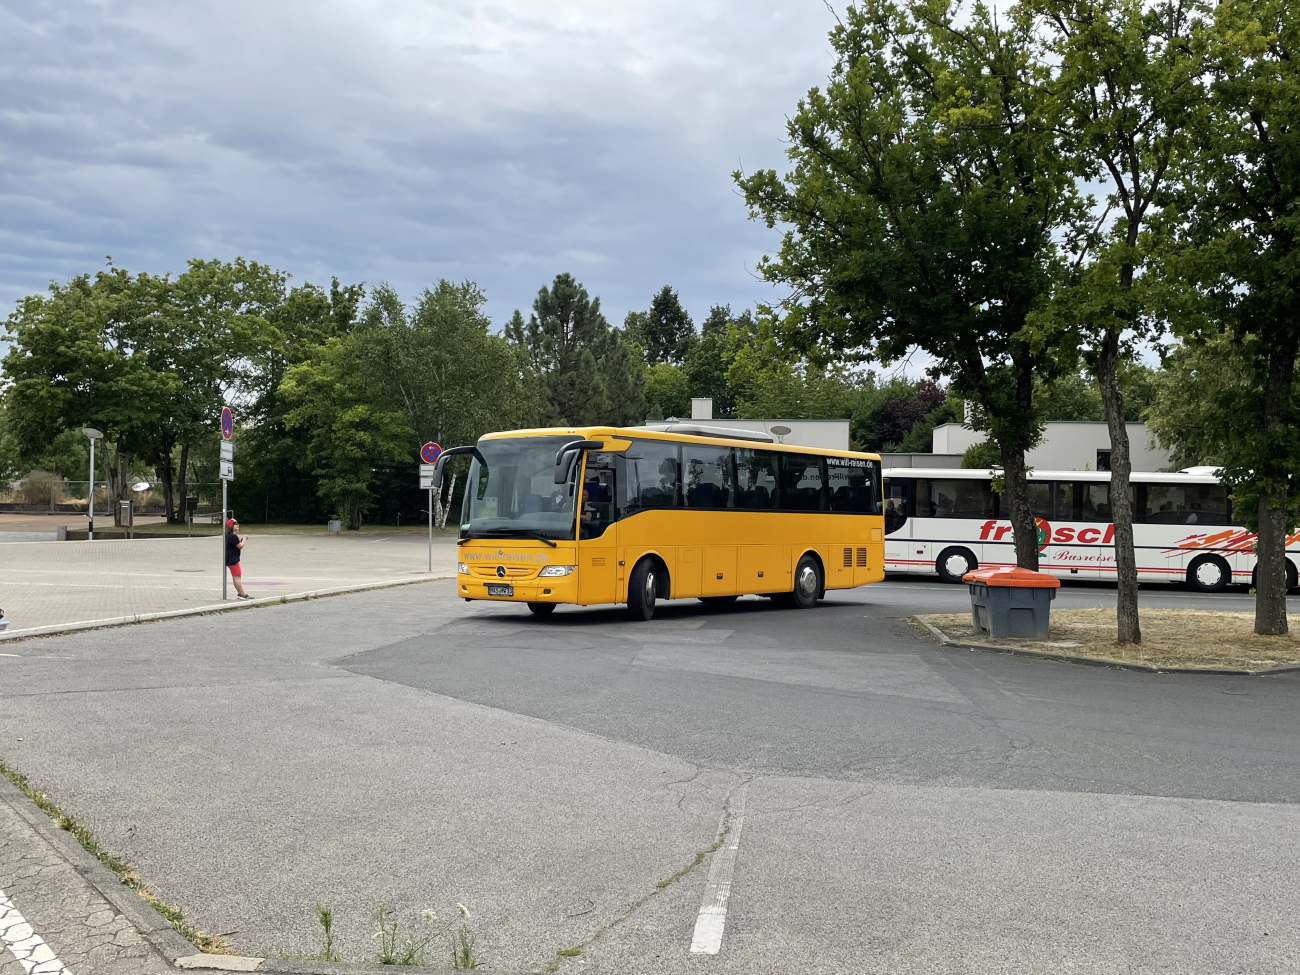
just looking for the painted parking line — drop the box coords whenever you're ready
[0,886,73,975]
[689,782,749,956]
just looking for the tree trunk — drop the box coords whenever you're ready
[106,442,121,526]
[437,474,458,530]
[1097,331,1141,644]
[175,443,189,524]
[157,454,175,528]
[999,443,1039,570]
[1255,337,1297,636]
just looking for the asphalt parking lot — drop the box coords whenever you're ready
[1,577,1298,974]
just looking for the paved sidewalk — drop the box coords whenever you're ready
[0,777,172,975]
[0,534,457,639]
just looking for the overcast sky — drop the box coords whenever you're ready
[1,0,843,332]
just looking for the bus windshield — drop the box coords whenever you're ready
[460,436,578,542]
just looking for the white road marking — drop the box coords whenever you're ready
[0,886,73,975]
[690,782,749,955]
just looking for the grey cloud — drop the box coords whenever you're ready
[0,0,834,327]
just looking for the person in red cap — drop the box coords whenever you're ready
[224,517,251,599]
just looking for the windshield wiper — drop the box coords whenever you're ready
[459,528,559,548]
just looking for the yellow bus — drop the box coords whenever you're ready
[431,423,885,620]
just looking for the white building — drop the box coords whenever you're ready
[644,399,851,450]
[928,421,1171,471]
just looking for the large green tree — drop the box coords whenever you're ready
[2,266,177,520]
[506,274,645,425]
[737,0,1088,568]
[1035,0,1208,642]
[1160,0,1300,634]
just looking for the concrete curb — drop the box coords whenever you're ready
[913,615,1300,676]
[0,772,197,962]
[0,575,454,643]
[0,772,510,975]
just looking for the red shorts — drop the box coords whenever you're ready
[227,563,242,578]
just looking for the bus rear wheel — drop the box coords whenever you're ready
[627,558,659,621]
[791,554,822,609]
[936,547,977,584]
[1250,559,1298,593]
[527,602,556,616]
[1188,555,1231,593]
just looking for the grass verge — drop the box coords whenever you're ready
[923,607,1300,669]
[0,757,231,954]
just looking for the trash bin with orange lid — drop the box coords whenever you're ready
[962,566,1060,639]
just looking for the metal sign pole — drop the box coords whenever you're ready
[428,485,433,572]
[222,478,228,601]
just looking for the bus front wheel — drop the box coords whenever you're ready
[1188,555,1231,593]
[936,547,977,584]
[627,559,659,621]
[791,554,822,609]
[527,602,556,616]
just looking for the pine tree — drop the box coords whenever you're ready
[506,273,644,426]
[632,286,698,366]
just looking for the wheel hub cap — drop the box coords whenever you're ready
[797,565,818,597]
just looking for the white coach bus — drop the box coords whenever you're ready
[882,467,1300,592]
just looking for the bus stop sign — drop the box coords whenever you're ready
[221,407,233,440]
[420,442,442,464]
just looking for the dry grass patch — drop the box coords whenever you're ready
[923,608,1300,670]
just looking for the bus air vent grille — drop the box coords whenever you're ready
[856,547,868,567]
[591,557,606,567]
[843,548,853,567]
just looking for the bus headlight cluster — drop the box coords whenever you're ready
[457,562,469,575]
[538,565,575,577]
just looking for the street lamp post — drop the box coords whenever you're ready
[80,428,104,540]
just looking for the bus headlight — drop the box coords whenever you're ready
[538,565,575,577]
[457,562,469,574]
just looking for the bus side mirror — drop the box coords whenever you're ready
[554,440,604,483]
[431,445,483,491]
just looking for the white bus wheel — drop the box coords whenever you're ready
[1253,560,1299,593]
[936,547,977,584]
[1188,555,1231,593]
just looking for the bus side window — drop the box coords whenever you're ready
[882,478,911,534]
[683,446,734,508]
[735,449,779,509]
[828,458,878,514]
[622,440,680,513]
[778,453,826,511]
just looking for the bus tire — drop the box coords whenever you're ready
[1251,559,1298,593]
[791,554,822,609]
[527,602,556,616]
[627,558,659,621]
[936,547,977,584]
[1188,555,1231,593]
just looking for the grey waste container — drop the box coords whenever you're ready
[964,566,1061,639]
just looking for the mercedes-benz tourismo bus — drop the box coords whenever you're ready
[429,423,885,620]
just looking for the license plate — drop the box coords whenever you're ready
[486,583,514,597]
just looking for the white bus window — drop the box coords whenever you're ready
[916,479,995,519]
[883,479,910,534]
[1141,483,1229,525]
[1028,483,1055,520]
[1079,482,1135,522]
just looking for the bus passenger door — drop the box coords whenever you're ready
[577,460,618,605]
